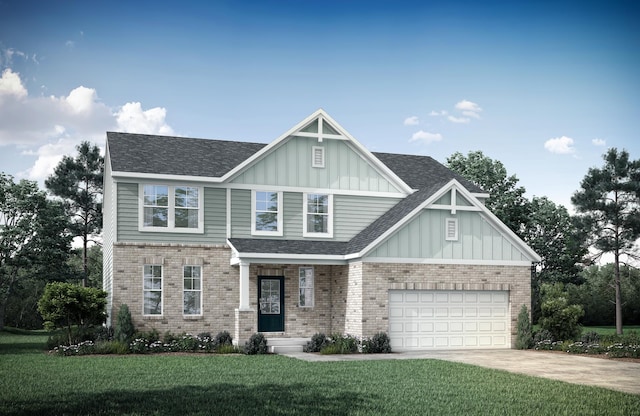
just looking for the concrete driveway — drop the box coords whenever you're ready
[284,349,640,395]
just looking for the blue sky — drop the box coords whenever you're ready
[1,0,638,210]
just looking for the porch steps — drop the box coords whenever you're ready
[266,337,310,354]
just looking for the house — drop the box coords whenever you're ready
[103,109,540,351]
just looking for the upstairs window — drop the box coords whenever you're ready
[140,185,203,233]
[303,193,333,238]
[252,190,283,236]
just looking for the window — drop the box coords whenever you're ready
[303,193,333,237]
[312,146,325,168]
[183,266,202,315]
[140,184,203,233]
[143,265,162,315]
[252,190,283,236]
[299,267,314,307]
[445,217,458,241]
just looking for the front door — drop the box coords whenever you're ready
[257,276,284,332]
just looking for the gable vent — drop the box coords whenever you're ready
[445,218,458,241]
[312,146,325,168]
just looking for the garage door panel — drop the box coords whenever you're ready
[389,290,510,351]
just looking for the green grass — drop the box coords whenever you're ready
[583,325,640,335]
[1,330,639,415]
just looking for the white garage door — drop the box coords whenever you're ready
[388,290,510,350]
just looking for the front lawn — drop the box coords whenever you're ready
[1,330,639,415]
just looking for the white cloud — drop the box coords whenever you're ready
[592,138,606,146]
[403,116,419,126]
[0,68,27,100]
[447,115,470,124]
[116,102,174,135]
[544,136,576,154]
[429,110,447,116]
[409,130,442,144]
[454,99,482,121]
[0,68,174,183]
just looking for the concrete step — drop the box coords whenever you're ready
[266,337,309,354]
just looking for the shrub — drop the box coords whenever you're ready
[92,340,129,354]
[114,304,135,343]
[533,328,554,344]
[362,332,392,354]
[217,344,239,354]
[581,331,600,344]
[176,333,199,352]
[215,330,233,347]
[321,334,358,354]
[538,283,584,341]
[94,326,114,342]
[304,333,330,352]
[515,305,533,349]
[244,333,268,355]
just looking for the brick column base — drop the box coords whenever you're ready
[235,308,256,347]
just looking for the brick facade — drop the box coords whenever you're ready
[111,243,531,347]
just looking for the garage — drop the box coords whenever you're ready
[388,290,510,350]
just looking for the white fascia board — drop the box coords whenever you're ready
[111,171,222,183]
[362,257,536,267]
[229,252,347,266]
[319,110,413,195]
[444,181,542,263]
[221,110,325,183]
[354,179,541,263]
[223,182,406,199]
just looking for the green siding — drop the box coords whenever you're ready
[366,209,528,262]
[229,189,400,242]
[230,136,402,193]
[117,183,227,244]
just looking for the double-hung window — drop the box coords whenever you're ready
[252,190,283,236]
[183,265,202,316]
[299,267,314,307]
[303,193,333,238]
[143,265,163,315]
[140,184,203,233]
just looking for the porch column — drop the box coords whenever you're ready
[239,261,251,310]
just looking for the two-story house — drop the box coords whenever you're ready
[103,109,540,351]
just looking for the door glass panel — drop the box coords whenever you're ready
[260,279,280,315]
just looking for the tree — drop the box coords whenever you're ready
[446,151,530,236]
[37,282,107,345]
[571,148,640,334]
[515,304,533,349]
[522,197,588,321]
[0,174,72,330]
[45,142,104,287]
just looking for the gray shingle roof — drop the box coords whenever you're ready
[107,132,266,177]
[107,131,487,258]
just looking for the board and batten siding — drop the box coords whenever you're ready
[229,189,400,241]
[116,182,227,244]
[230,136,403,193]
[367,209,528,262]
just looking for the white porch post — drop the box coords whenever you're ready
[239,261,251,310]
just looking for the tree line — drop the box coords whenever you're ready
[0,143,638,333]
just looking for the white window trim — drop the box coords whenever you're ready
[138,184,204,233]
[251,190,283,236]
[312,146,325,168]
[299,267,314,308]
[183,265,203,317]
[143,264,163,316]
[445,217,459,241]
[303,193,333,238]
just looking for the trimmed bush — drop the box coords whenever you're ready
[304,333,330,352]
[215,330,233,347]
[362,332,392,354]
[244,333,268,355]
[321,334,358,355]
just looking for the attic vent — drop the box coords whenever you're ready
[445,218,458,241]
[312,146,325,168]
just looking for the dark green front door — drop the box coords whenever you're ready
[257,276,284,332]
